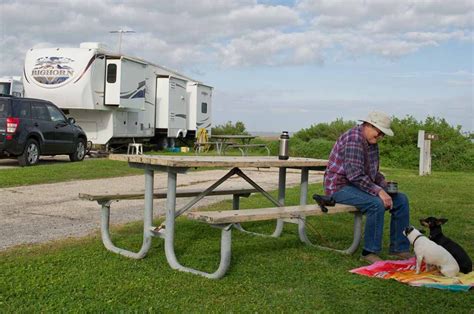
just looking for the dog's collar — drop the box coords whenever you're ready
[413,234,425,246]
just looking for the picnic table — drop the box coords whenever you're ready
[209,134,269,156]
[103,155,362,279]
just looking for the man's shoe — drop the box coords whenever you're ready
[360,253,383,264]
[389,251,414,259]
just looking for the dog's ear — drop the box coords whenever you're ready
[438,218,448,225]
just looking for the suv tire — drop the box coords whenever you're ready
[18,139,40,166]
[69,139,86,162]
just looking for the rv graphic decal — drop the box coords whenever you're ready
[74,55,101,83]
[120,81,146,99]
[196,122,211,128]
[196,117,210,126]
[31,57,75,87]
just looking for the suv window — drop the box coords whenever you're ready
[31,102,51,121]
[46,104,66,122]
[0,99,10,118]
[11,100,30,118]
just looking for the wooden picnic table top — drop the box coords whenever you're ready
[211,134,256,138]
[109,154,328,169]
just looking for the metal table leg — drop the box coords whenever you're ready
[297,168,362,254]
[164,170,232,279]
[233,167,285,238]
[271,167,286,237]
[99,168,154,259]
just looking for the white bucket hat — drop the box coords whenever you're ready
[360,111,394,136]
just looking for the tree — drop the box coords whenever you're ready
[211,121,249,135]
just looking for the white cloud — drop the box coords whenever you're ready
[0,1,472,72]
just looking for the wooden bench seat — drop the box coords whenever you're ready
[194,141,219,146]
[79,188,257,203]
[187,203,358,224]
[184,202,362,279]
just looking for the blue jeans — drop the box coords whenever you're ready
[332,185,410,254]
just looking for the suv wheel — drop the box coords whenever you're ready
[18,139,40,166]
[69,139,86,162]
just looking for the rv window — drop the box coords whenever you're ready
[201,102,208,114]
[0,83,11,95]
[107,64,117,83]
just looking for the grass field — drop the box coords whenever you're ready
[0,168,473,312]
[0,159,142,188]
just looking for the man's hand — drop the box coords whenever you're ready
[378,189,393,209]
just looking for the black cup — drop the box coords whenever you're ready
[386,181,398,194]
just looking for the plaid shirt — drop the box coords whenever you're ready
[324,125,386,196]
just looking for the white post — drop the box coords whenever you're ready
[417,130,432,176]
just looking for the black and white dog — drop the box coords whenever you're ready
[404,226,459,277]
[420,217,472,274]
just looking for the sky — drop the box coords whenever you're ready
[0,0,473,133]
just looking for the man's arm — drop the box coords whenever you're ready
[375,172,387,187]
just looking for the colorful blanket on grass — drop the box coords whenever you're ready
[350,257,474,292]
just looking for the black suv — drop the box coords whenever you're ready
[0,95,87,166]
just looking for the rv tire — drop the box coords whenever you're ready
[156,137,168,150]
[168,137,175,149]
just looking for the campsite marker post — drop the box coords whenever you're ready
[417,130,438,176]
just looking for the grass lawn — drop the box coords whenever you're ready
[0,159,142,188]
[0,169,473,312]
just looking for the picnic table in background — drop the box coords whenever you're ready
[210,134,269,156]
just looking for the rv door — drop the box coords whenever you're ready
[105,59,120,105]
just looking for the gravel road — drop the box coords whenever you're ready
[0,168,323,251]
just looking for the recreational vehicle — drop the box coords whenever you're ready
[0,76,24,97]
[187,82,212,137]
[23,42,212,148]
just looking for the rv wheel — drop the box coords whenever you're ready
[156,137,168,150]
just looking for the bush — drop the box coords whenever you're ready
[290,115,473,171]
[294,119,356,142]
[212,121,249,135]
[380,116,473,171]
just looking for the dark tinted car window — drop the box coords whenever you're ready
[31,102,51,121]
[12,100,30,118]
[0,99,10,118]
[46,104,66,122]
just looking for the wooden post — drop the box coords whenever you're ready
[417,130,438,176]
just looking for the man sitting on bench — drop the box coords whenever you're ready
[323,111,412,264]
